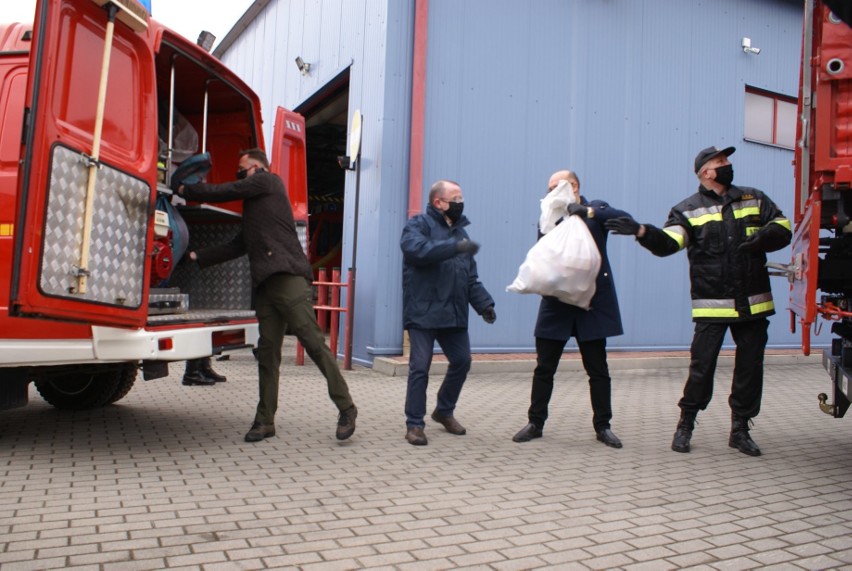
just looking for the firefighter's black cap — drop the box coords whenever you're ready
[694,146,735,173]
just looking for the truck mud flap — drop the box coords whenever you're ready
[142,360,169,381]
[821,345,852,418]
[0,368,29,410]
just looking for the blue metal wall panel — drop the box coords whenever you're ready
[218,0,806,363]
[423,0,804,353]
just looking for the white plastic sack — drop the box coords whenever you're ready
[539,179,574,234]
[507,184,601,309]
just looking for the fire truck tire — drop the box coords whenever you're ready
[104,365,138,405]
[33,364,138,410]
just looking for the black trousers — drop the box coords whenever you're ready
[679,318,769,419]
[528,336,612,432]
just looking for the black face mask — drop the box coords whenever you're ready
[236,167,250,180]
[445,202,464,223]
[714,164,734,186]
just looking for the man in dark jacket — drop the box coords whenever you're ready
[177,149,357,443]
[400,180,496,446]
[606,145,792,456]
[512,170,631,449]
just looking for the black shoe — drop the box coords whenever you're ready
[430,410,466,435]
[405,426,428,446]
[671,411,697,453]
[182,372,216,386]
[596,428,623,449]
[671,428,693,453]
[200,357,227,382]
[244,421,275,442]
[336,405,357,440]
[512,423,543,443]
[729,415,761,456]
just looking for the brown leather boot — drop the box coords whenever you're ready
[431,410,466,435]
[405,426,427,446]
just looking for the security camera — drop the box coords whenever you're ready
[742,37,761,55]
[295,56,311,75]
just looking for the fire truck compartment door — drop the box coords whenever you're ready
[270,107,309,255]
[11,0,154,328]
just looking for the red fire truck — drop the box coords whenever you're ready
[0,0,308,411]
[788,0,852,418]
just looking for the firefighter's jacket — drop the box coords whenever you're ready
[637,184,791,322]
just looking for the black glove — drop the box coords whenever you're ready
[604,217,641,236]
[567,203,589,218]
[456,239,480,255]
[737,234,763,254]
[482,306,496,324]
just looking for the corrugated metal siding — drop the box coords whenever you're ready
[423,0,804,353]
[218,0,414,365]
[216,0,805,363]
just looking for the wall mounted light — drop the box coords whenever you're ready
[295,56,311,75]
[742,37,761,55]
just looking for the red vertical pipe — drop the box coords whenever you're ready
[407,0,429,217]
[331,267,341,357]
[317,266,328,332]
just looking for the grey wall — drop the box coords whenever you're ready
[219,0,810,364]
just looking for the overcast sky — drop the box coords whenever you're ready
[4,0,254,51]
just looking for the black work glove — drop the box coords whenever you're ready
[456,239,480,255]
[567,203,589,218]
[737,234,763,254]
[604,217,641,236]
[481,306,496,324]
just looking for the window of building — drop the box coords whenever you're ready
[744,87,797,149]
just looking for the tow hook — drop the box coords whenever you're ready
[818,393,835,416]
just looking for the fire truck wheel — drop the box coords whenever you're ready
[33,364,138,410]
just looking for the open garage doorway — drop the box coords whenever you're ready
[294,69,350,279]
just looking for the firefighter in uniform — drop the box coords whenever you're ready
[605,146,791,456]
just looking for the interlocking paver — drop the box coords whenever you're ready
[1,351,852,570]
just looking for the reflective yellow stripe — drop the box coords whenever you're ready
[771,218,792,231]
[687,212,723,227]
[733,207,760,219]
[663,228,685,249]
[750,300,774,314]
[692,308,739,318]
[0,224,12,236]
[745,226,759,236]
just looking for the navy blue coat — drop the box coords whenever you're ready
[401,205,494,330]
[534,197,629,342]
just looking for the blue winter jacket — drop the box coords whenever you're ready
[400,205,495,330]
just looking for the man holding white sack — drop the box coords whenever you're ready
[512,170,635,448]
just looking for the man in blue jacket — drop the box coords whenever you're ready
[400,180,496,446]
[512,169,633,449]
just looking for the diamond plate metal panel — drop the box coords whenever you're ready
[40,146,150,307]
[168,222,252,310]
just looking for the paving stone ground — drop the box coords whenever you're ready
[1,344,852,570]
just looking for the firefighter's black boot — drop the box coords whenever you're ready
[200,357,227,382]
[182,359,215,386]
[729,413,761,456]
[671,410,696,453]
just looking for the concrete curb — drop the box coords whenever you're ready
[371,352,823,377]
